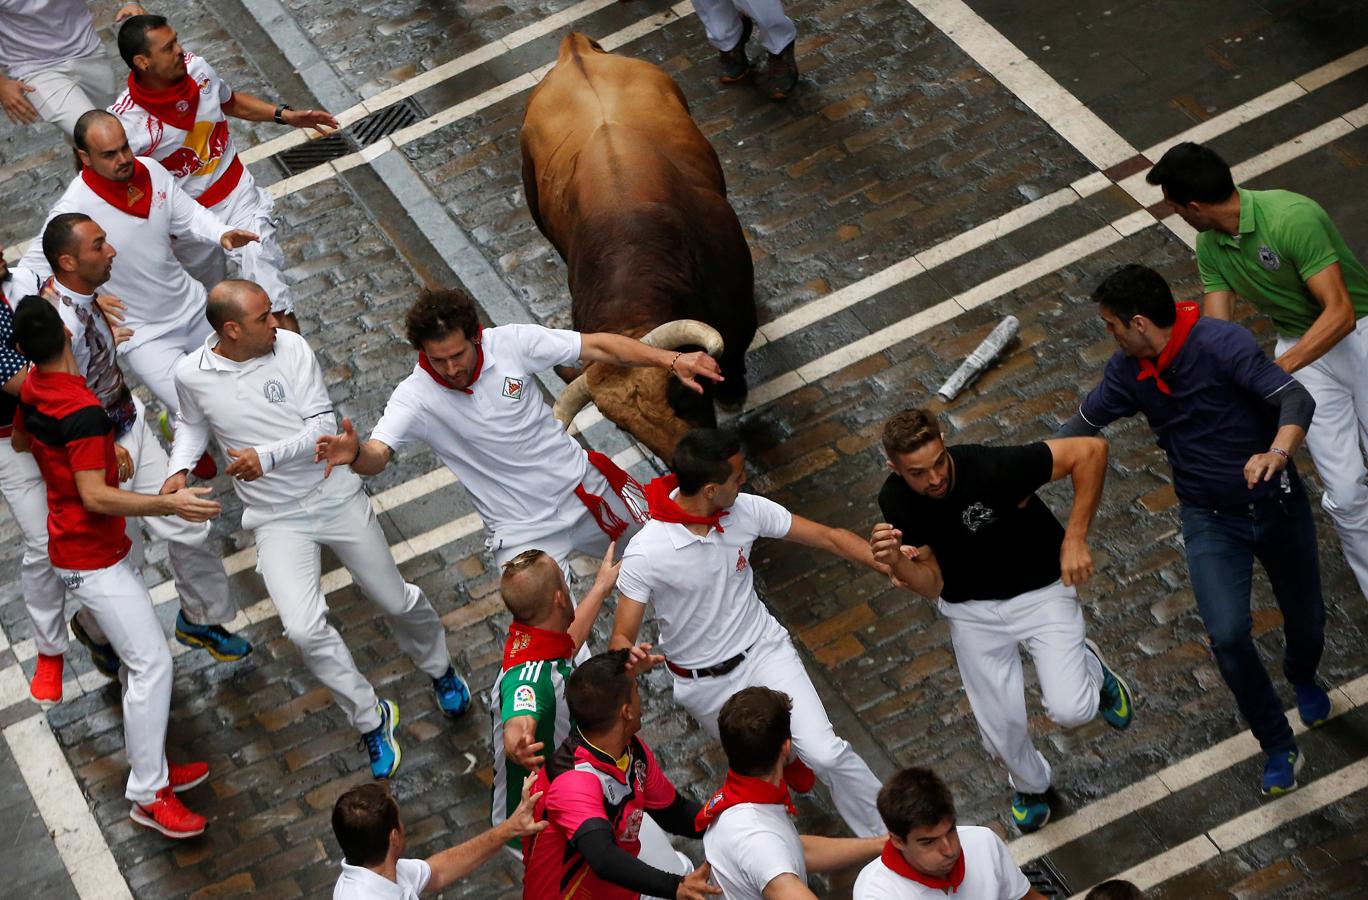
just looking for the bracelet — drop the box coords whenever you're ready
[1269,447,1289,460]
[669,351,683,374]
[347,444,362,466]
[273,103,292,125]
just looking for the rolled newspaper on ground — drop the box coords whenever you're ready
[936,315,1020,402]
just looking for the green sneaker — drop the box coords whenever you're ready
[1011,791,1051,833]
[1086,639,1135,730]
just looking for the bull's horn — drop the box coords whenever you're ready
[638,319,724,356]
[553,373,593,426]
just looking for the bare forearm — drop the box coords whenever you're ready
[580,332,672,370]
[221,91,279,122]
[568,586,609,651]
[1203,291,1235,320]
[890,555,942,599]
[352,439,392,475]
[1064,445,1107,543]
[425,824,517,891]
[79,481,172,517]
[800,835,884,873]
[1271,423,1307,456]
[1275,306,1356,373]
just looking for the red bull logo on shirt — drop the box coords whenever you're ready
[160,120,231,179]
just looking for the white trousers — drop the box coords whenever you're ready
[120,315,215,416]
[0,436,68,655]
[244,472,451,734]
[691,0,797,55]
[1277,317,1368,600]
[56,555,171,803]
[173,175,296,315]
[21,53,115,139]
[638,815,692,897]
[672,617,885,836]
[940,581,1102,795]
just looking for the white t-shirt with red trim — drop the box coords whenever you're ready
[852,827,1031,900]
[703,802,807,900]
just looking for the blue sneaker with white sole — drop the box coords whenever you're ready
[1294,682,1331,728]
[363,700,401,779]
[1085,639,1135,730]
[433,666,471,717]
[174,612,252,661]
[71,614,121,678]
[1261,748,1304,797]
[1010,791,1051,833]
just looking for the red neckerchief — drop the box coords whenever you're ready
[1136,301,1200,396]
[501,622,575,671]
[644,474,728,533]
[696,769,795,831]
[416,328,484,394]
[880,839,966,893]
[126,70,200,131]
[81,161,154,219]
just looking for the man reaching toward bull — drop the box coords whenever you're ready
[316,287,723,579]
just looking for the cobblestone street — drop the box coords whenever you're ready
[2,0,1368,897]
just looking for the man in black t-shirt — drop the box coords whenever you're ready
[870,408,1136,834]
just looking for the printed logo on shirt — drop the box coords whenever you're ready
[262,380,287,403]
[502,377,524,400]
[152,188,168,209]
[60,572,83,590]
[1257,245,1281,272]
[735,549,748,573]
[512,684,538,713]
[175,100,190,113]
[961,502,997,532]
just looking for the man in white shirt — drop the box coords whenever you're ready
[19,109,258,421]
[609,427,888,838]
[29,213,249,684]
[331,774,546,899]
[853,768,1043,900]
[111,14,338,333]
[0,1,144,137]
[315,287,722,577]
[165,279,470,779]
[700,687,883,899]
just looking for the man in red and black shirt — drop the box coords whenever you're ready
[523,649,720,900]
[11,295,221,841]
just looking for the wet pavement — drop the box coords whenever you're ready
[1,0,1367,897]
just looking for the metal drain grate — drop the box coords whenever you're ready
[1022,857,1071,897]
[275,96,425,176]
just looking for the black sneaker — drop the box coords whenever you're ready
[718,16,753,83]
[766,40,799,100]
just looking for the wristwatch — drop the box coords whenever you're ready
[273,103,293,125]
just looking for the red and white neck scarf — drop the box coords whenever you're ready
[501,622,575,671]
[81,160,154,219]
[1136,301,1200,396]
[879,839,966,894]
[126,71,200,131]
[695,770,796,831]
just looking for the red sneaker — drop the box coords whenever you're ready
[191,452,218,480]
[29,653,63,707]
[169,761,209,793]
[130,786,207,839]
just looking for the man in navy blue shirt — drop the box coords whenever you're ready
[1061,263,1329,796]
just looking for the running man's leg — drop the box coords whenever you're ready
[1020,583,1104,729]
[0,437,68,654]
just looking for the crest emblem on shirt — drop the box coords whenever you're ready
[961,502,997,532]
[175,100,190,113]
[511,632,530,654]
[1257,245,1281,271]
[502,376,524,400]
[512,685,537,713]
[735,549,748,573]
[61,572,83,590]
[263,379,287,403]
[125,184,145,208]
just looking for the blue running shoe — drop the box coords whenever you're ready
[71,614,121,678]
[1085,639,1135,730]
[1261,748,1304,797]
[363,700,402,779]
[1010,792,1051,833]
[433,666,471,718]
[174,612,252,661]
[1294,682,1331,728]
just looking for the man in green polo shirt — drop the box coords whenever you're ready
[1147,141,1368,601]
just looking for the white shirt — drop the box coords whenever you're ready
[371,323,588,539]
[332,858,431,900]
[852,827,1030,900]
[703,802,807,900]
[1,266,42,307]
[19,159,229,345]
[170,329,350,508]
[616,491,792,669]
[0,0,102,79]
[111,53,247,204]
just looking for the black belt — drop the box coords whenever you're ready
[666,649,748,679]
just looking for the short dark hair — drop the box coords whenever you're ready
[565,649,633,734]
[13,295,66,364]
[331,783,399,867]
[877,767,957,839]
[117,14,170,70]
[881,409,942,457]
[718,687,792,777]
[73,110,119,154]
[1092,264,1177,328]
[671,427,741,494]
[404,288,481,349]
[1145,142,1235,205]
[1085,880,1144,900]
[42,213,95,274]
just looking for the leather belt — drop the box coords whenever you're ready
[666,649,748,680]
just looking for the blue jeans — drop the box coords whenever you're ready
[1179,477,1325,755]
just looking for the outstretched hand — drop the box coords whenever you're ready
[316,416,359,477]
[668,351,724,395]
[506,773,548,839]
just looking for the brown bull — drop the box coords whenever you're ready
[519,32,756,461]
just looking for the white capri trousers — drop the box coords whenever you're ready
[1277,316,1368,601]
[243,471,451,734]
[0,435,68,655]
[940,580,1103,795]
[172,176,296,316]
[22,53,115,138]
[672,616,885,837]
[690,0,797,56]
[56,554,172,803]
